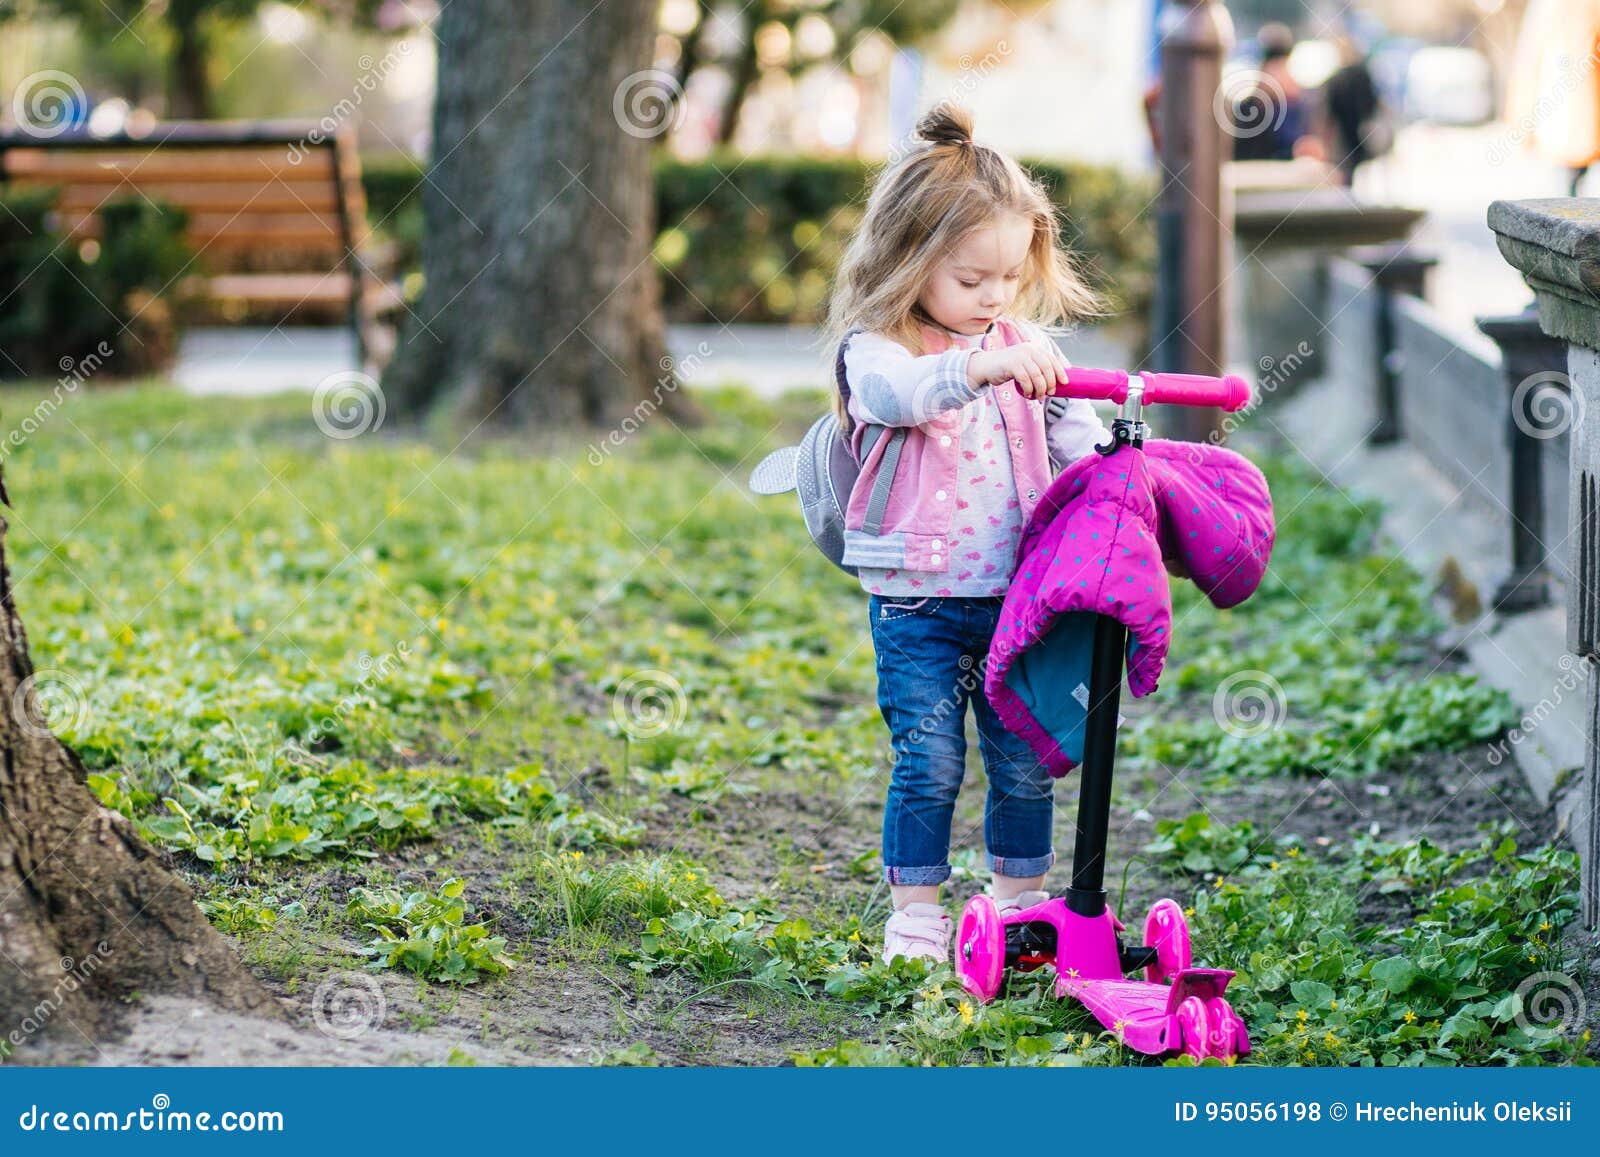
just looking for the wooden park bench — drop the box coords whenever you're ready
[0,119,404,366]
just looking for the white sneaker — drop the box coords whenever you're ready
[882,902,953,965]
[996,889,1051,914]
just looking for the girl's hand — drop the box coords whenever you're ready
[968,340,1069,400]
[1164,556,1190,580]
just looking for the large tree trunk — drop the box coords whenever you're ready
[0,473,275,1055]
[385,0,698,431]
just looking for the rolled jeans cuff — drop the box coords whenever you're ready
[884,863,953,886]
[988,849,1055,878]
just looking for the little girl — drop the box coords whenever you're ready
[823,104,1112,965]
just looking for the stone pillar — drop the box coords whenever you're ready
[1348,244,1436,445]
[1477,307,1568,613]
[1490,197,1600,926]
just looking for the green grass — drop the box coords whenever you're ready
[0,378,1585,1064]
[1,380,884,869]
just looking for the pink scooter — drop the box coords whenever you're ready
[953,367,1253,1063]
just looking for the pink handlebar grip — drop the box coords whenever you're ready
[1138,371,1252,412]
[1055,366,1129,401]
[1057,367,1251,412]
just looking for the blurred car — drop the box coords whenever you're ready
[1403,45,1494,124]
[1367,36,1422,111]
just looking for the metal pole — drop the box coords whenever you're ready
[1153,0,1233,444]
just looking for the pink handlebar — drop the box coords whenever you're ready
[1058,367,1252,412]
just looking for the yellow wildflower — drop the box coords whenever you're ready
[957,1000,974,1026]
[1403,1010,1417,1024]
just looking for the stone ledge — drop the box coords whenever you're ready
[1489,198,1600,349]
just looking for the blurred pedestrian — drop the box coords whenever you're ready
[1321,35,1389,185]
[1231,22,1323,162]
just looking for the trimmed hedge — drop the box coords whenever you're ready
[360,152,1155,329]
[655,154,1154,327]
[0,188,193,380]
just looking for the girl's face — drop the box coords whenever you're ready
[917,212,1033,336]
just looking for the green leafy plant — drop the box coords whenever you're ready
[346,877,513,983]
[1189,832,1588,1066]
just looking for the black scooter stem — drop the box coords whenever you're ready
[1064,612,1127,917]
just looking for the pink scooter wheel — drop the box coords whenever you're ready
[1175,995,1211,1060]
[1206,996,1247,1060]
[954,895,1006,1003]
[1143,898,1192,984]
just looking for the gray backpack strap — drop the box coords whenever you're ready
[862,428,905,535]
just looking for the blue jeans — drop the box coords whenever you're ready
[868,593,1057,886]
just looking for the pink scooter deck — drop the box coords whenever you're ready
[1057,968,1250,1058]
[956,894,1251,1060]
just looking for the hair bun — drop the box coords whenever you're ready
[915,103,974,147]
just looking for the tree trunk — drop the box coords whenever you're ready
[0,473,275,1055]
[670,0,714,119]
[717,1,767,147]
[169,7,212,120]
[385,0,698,432]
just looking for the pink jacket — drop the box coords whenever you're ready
[839,318,1088,573]
[984,438,1276,777]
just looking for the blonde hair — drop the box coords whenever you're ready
[823,103,1103,428]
